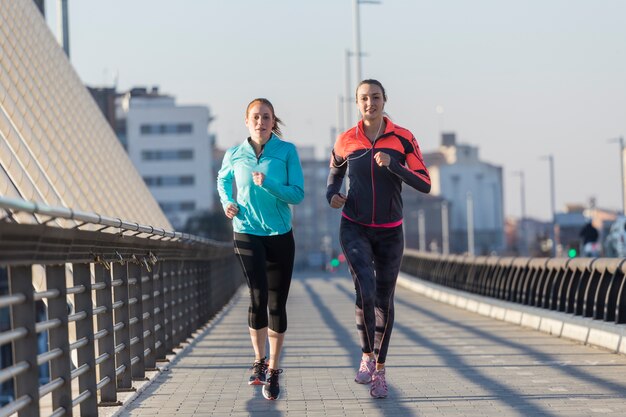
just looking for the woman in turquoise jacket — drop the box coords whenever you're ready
[217,98,304,400]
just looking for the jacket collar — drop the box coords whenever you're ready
[355,116,395,140]
[243,133,276,151]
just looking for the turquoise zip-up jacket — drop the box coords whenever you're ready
[217,134,305,236]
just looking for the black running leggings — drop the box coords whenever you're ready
[340,218,404,364]
[233,230,295,333]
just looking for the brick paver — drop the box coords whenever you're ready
[116,272,626,417]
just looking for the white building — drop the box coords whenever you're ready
[120,88,214,230]
[424,133,505,254]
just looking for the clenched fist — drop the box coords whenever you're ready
[374,151,391,167]
[252,171,265,186]
[224,203,239,219]
[330,193,347,209]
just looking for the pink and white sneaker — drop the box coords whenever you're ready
[370,368,388,398]
[354,357,375,384]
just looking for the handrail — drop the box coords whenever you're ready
[401,249,626,325]
[0,196,243,416]
[0,195,227,246]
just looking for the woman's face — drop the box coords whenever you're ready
[245,102,274,142]
[356,83,385,121]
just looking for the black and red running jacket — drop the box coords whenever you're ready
[326,117,431,227]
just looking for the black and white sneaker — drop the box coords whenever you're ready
[262,368,283,400]
[248,357,268,385]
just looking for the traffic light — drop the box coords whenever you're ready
[330,258,340,268]
[567,241,578,258]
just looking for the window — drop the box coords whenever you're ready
[140,123,193,135]
[143,175,195,186]
[142,149,194,161]
[159,201,196,213]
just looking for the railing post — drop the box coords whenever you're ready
[72,263,98,416]
[153,262,166,360]
[182,263,193,339]
[172,262,183,348]
[127,261,145,380]
[45,265,73,416]
[198,262,208,324]
[162,261,174,354]
[112,263,132,391]
[142,265,156,371]
[94,262,119,405]
[8,265,40,417]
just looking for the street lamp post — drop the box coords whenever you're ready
[345,50,352,128]
[608,136,625,215]
[352,0,381,84]
[512,171,527,255]
[441,201,450,255]
[467,192,475,256]
[418,209,426,251]
[541,154,558,256]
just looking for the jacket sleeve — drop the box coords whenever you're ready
[326,147,347,204]
[216,148,237,211]
[387,136,431,193]
[261,146,305,205]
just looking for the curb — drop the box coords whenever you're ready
[397,272,626,356]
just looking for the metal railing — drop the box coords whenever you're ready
[0,197,242,416]
[401,250,626,324]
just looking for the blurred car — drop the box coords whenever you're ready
[603,216,626,257]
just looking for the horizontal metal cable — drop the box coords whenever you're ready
[95,352,111,366]
[36,318,61,333]
[115,364,126,377]
[34,289,60,301]
[71,363,90,380]
[39,377,65,397]
[49,407,66,417]
[37,348,63,366]
[67,285,86,295]
[68,311,87,323]
[94,329,109,340]
[96,376,111,390]
[0,361,29,385]
[72,389,92,408]
[0,327,28,346]
[0,395,32,417]
[92,306,107,315]
[0,293,26,309]
[70,337,88,351]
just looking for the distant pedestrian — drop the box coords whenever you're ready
[579,220,599,257]
[217,98,304,400]
[327,79,431,398]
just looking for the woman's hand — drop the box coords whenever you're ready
[330,193,347,209]
[224,203,239,219]
[374,151,391,167]
[252,171,265,186]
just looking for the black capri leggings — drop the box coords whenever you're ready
[233,230,295,333]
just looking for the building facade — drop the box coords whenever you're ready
[120,88,215,230]
[424,133,505,255]
[292,147,342,270]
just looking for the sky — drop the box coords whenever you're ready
[43,0,626,221]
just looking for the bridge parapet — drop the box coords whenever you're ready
[401,250,626,325]
[0,196,241,416]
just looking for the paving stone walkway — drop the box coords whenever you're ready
[116,271,626,417]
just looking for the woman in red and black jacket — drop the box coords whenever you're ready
[327,79,431,398]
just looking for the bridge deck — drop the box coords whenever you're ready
[116,272,626,417]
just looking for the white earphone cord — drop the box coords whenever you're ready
[332,118,384,168]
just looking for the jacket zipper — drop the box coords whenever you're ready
[370,142,376,224]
